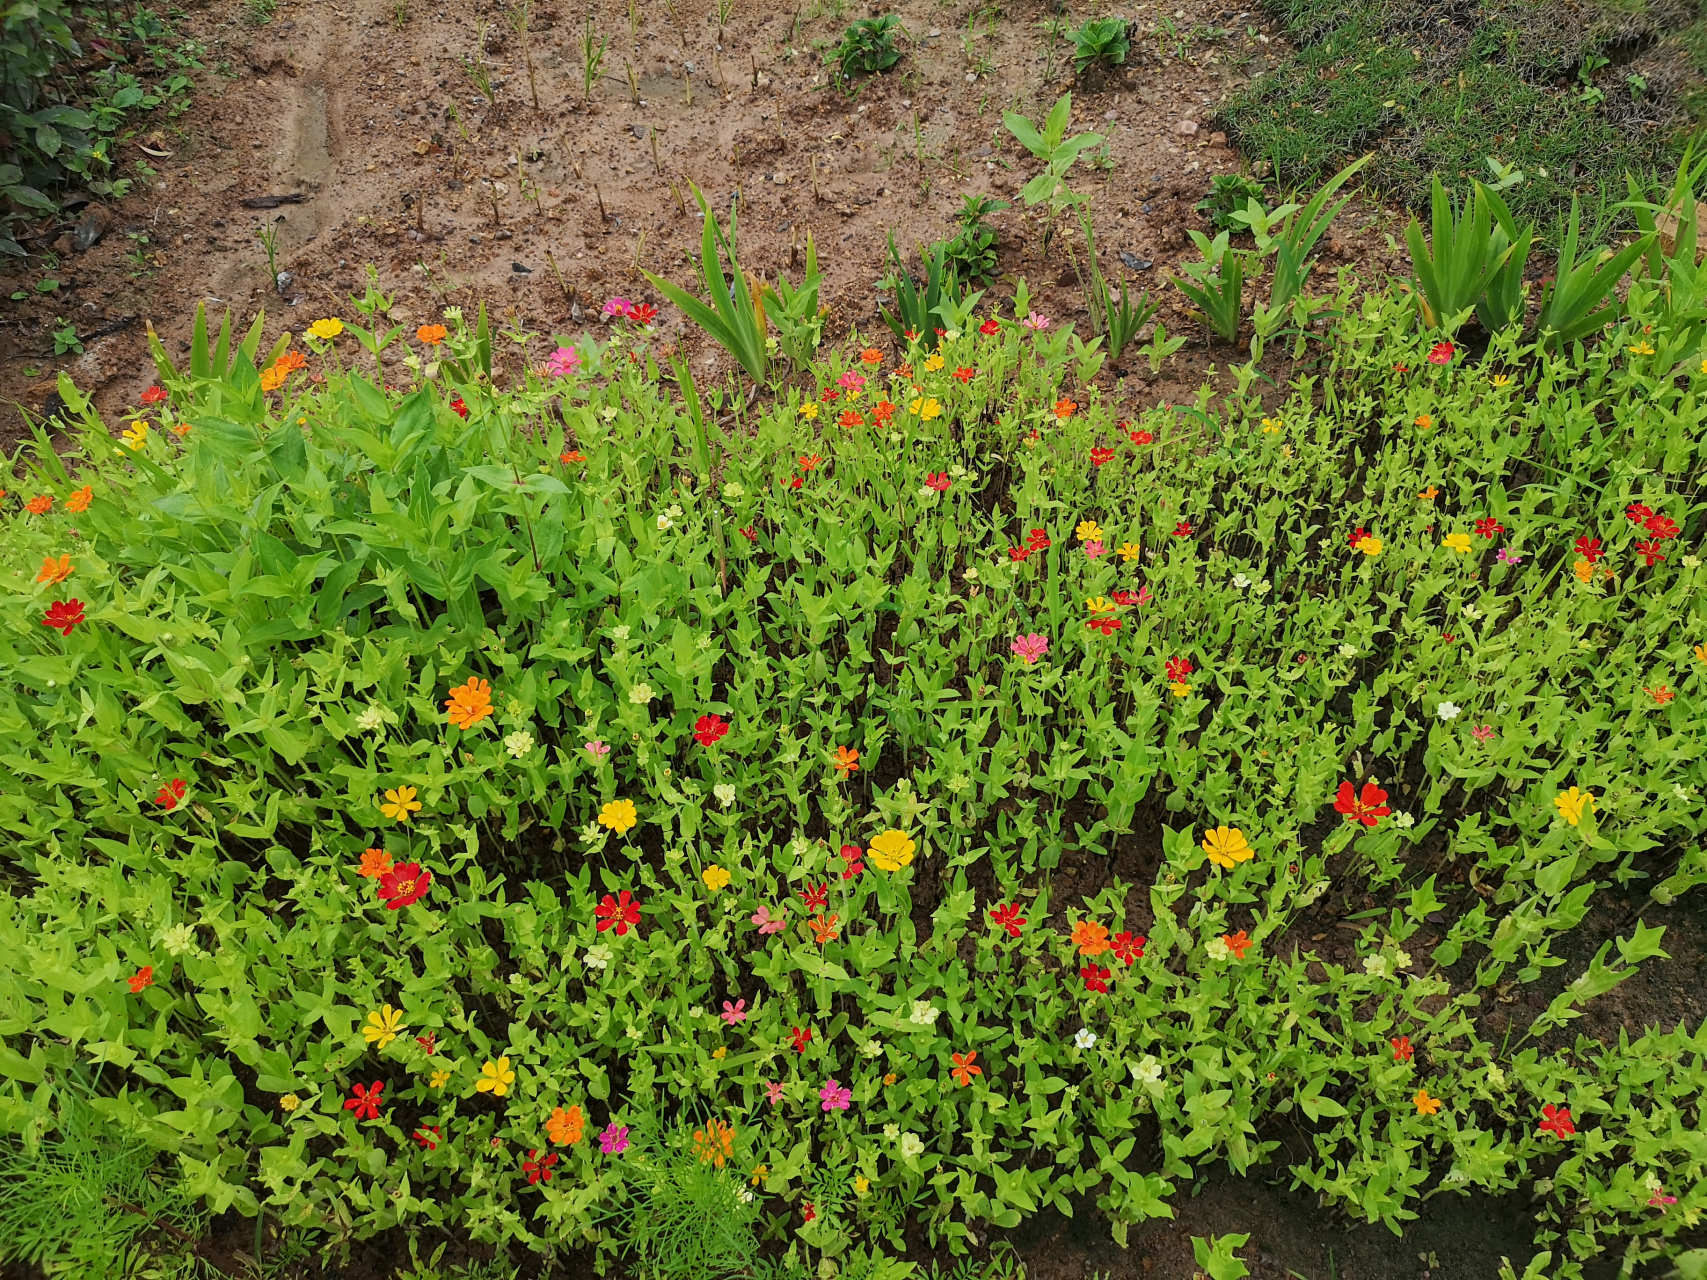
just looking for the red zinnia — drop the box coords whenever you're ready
[819,388,839,402]
[1090,447,1115,467]
[1129,429,1153,446]
[128,965,154,993]
[629,303,658,326]
[1111,590,1138,606]
[803,1202,817,1222]
[595,889,642,934]
[925,472,951,491]
[1086,616,1122,635]
[414,1126,442,1150]
[344,1081,385,1120]
[416,1032,438,1055]
[449,396,469,418]
[739,526,757,541]
[1643,512,1679,540]
[1625,502,1653,525]
[378,862,432,910]
[1164,656,1193,682]
[979,318,1000,335]
[693,713,729,747]
[1575,536,1603,563]
[989,902,1026,937]
[1427,340,1455,365]
[1348,525,1368,547]
[140,385,169,405]
[524,1149,559,1183]
[155,779,186,810]
[1390,1036,1413,1063]
[1110,931,1146,964]
[1635,539,1667,566]
[1333,780,1392,827]
[1007,546,1031,562]
[1538,1103,1576,1139]
[1026,528,1051,550]
[839,844,864,879]
[1475,517,1504,539]
[1172,520,1193,537]
[42,599,85,636]
[791,1026,813,1053]
[1080,964,1111,993]
[953,366,974,382]
[800,882,829,911]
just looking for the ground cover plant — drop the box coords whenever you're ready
[2,179,1707,1280]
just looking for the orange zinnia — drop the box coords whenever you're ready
[950,1051,982,1087]
[417,324,449,345]
[36,555,73,585]
[1071,919,1110,957]
[275,349,308,373]
[64,485,92,513]
[260,365,287,392]
[831,745,859,777]
[860,348,883,365]
[808,912,840,945]
[25,494,52,514]
[547,1104,585,1145]
[1054,398,1077,420]
[444,677,494,730]
[357,848,394,879]
[1223,929,1252,959]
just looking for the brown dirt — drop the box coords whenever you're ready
[0,0,1416,449]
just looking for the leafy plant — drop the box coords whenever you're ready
[878,233,964,342]
[1193,1233,1252,1280]
[1172,230,1245,342]
[941,194,1008,283]
[598,1123,763,1279]
[760,230,826,368]
[1002,92,1103,215]
[643,183,769,382]
[1139,318,1187,373]
[1196,172,1267,232]
[837,15,903,78]
[581,15,609,102]
[1403,176,1523,333]
[1534,195,1651,351]
[1067,17,1129,74]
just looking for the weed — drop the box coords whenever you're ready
[837,15,904,77]
[941,193,1008,282]
[1068,17,1130,74]
[461,24,497,108]
[241,0,276,24]
[1197,172,1268,232]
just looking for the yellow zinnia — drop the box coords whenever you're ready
[1117,542,1142,562]
[309,318,344,339]
[1201,825,1253,869]
[599,798,638,834]
[868,829,916,872]
[476,1057,515,1096]
[1443,532,1472,555]
[702,864,731,892]
[380,785,422,823]
[1553,787,1597,827]
[1354,535,1382,556]
[362,1004,407,1049]
[121,421,150,451]
[1075,519,1103,542]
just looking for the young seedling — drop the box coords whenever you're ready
[462,23,497,111]
[582,16,609,103]
[629,0,641,44]
[510,2,541,113]
[487,178,503,227]
[626,59,641,102]
[717,0,734,42]
[651,128,662,175]
[545,248,579,309]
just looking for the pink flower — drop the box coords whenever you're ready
[1021,314,1052,331]
[1472,725,1496,743]
[752,904,788,935]
[1083,540,1106,560]
[721,998,748,1025]
[1497,548,1523,564]
[602,297,634,319]
[1011,633,1050,664]
[1650,1188,1678,1212]
[764,1080,786,1105]
[1137,585,1153,606]
[585,739,610,761]
[819,1077,852,1112]
[543,345,581,378]
[838,371,866,392]
[599,1122,630,1154]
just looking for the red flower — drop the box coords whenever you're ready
[377,862,432,909]
[872,400,896,424]
[414,1126,442,1150]
[629,303,658,326]
[1085,616,1122,636]
[1441,633,1456,643]
[344,1082,384,1120]
[140,385,169,405]
[1348,525,1368,547]
[1427,340,1455,365]
[1333,780,1392,827]
[1007,546,1031,563]
[42,599,85,636]
[989,902,1026,937]
[416,1033,437,1055]
[1475,517,1504,539]
[1172,520,1193,537]
[979,318,1000,335]
[1111,590,1138,606]
[1390,1036,1413,1063]
[1635,539,1667,566]
[560,450,586,464]
[1643,512,1679,540]
[1110,932,1146,964]
[1223,929,1252,959]
[800,882,829,911]
[155,779,186,810]
[1080,964,1111,993]
[449,396,469,418]
[786,476,804,490]
[953,366,975,382]
[1165,657,1194,681]
[595,889,642,934]
[925,472,951,492]
[1538,1103,1576,1139]
[1625,502,1653,525]
[791,1026,813,1053]
[802,1201,817,1222]
[693,714,729,747]
[819,388,839,402]
[1090,447,1115,467]
[1575,536,1603,563]
[1129,429,1153,446]
[798,453,823,471]
[1025,529,1051,551]
[523,1149,559,1183]
[839,844,864,879]
[128,965,154,993]
[739,526,757,541]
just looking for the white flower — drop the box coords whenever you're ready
[1462,604,1482,621]
[503,730,534,759]
[1394,950,1413,969]
[625,1024,642,1039]
[688,1005,704,1018]
[943,328,961,341]
[1363,954,1389,978]
[668,504,683,518]
[1074,1028,1097,1050]
[739,1187,755,1202]
[1485,1063,1505,1087]
[601,405,619,421]
[883,1123,900,1140]
[611,624,631,640]
[1393,812,1415,829]
[1253,579,1271,596]
[908,999,940,1027]
[1232,573,1251,590]
[583,944,612,970]
[1674,784,1696,802]
[1437,702,1461,720]
[1338,643,1357,658]
[1132,1054,1162,1084]
[629,683,654,705]
[1682,554,1701,568]
[656,514,673,530]
[963,567,979,581]
[723,482,744,499]
[159,923,198,956]
[696,633,713,650]
[355,703,391,733]
[1205,936,1231,961]
[715,783,736,808]
[1063,1085,1080,1102]
[917,486,937,499]
[899,1133,925,1158]
[861,1039,884,1058]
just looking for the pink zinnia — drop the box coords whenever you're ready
[720,998,748,1025]
[1472,725,1496,743]
[1021,314,1052,331]
[1011,633,1049,664]
[764,1080,786,1105]
[1137,585,1153,606]
[751,904,788,935]
[602,297,634,319]
[819,1077,852,1112]
[543,345,580,378]
[1083,540,1106,559]
[837,371,866,392]
[599,1122,630,1153]
[585,739,610,761]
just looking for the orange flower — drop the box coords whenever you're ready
[831,745,860,777]
[417,324,449,345]
[357,848,394,879]
[547,1104,585,1145]
[838,409,864,429]
[1419,486,1438,501]
[1413,1088,1441,1116]
[36,555,73,585]
[25,494,52,514]
[1415,414,1433,431]
[1646,685,1675,705]
[260,365,287,392]
[808,912,840,944]
[64,485,92,513]
[560,450,586,463]
[444,677,494,730]
[1054,398,1077,420]
[860,348,884,365]
[950,1051,982,1087]
[692,1117,735,1167]
[275,349,308,373]
[1223,929,1252,959]
[1071,919,1110,957]
[897,363,912,378]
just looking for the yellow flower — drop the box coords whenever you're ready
[1075,519,1103,542]
[712,1046,728,1059]
[309,318,344,339]
[1553,787,1597,827]
[1414,413,1433,431]
[1491,373,1511,387]
[1700,358,1707,375]
[909,397,942,419]
[750,1163,768,1186]
[1169,680,1191,698]
[1201,825,1253,869]
[800,401,819,420]
[121,421,149,451]
[380,785,422,823]
[1443,532,1472,555]
[1628,340,1655,356]
[475,1057,515,1096]
[1414,1088,1442,1115]
[598,798,638,834]
[429,1069,451,1089]
[702,864,731,892]
[854,1174,870,1197]
[1117,542,1142,562]
[280,1093,301,1112]
[923,353,945,371]
[1694,643,1707,665]
[362,1004,407,1049]
[1084,595,1115,614]
[1354,535,1382,556]
[869,828,916,872]
[1260,417,1282,434]
[1573,559,1595,583]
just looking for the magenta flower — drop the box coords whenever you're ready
[837,370,866,392]
[542,345,581,378]
[819,1077,852,1112]
[1011,633,1050,664]
[1497,548,1524,564]
[1021,314,1052,331]
[1650,1188,1678,1212]
[751,904,788,935]
[764,1080,786,1105]
[602,297,634,319]
[720,998,748,1025]
[1083,540,1106,560]
[599,1122,630,1154]
[585,739,610,762]
[1471,725,1496,743]
[1137,585,1153,606]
